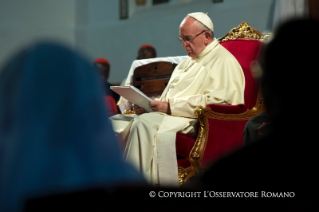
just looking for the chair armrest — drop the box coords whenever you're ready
[206,104,247,114]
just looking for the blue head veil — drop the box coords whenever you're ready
[0,41,145,212]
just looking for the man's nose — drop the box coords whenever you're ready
[182,41,188,47]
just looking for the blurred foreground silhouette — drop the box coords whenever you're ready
[0,41,145,212]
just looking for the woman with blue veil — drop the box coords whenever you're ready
[0,41,145,212]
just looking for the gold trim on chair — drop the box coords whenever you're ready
[218,21,272,42]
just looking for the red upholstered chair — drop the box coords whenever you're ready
[104,95,118,116]
[176,22,272,185]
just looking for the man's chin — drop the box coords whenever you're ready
[187,53,197,59]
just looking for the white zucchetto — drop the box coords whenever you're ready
[187,12,214,32]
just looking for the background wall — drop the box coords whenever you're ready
[0,0,275,83]
[0,0,77,70]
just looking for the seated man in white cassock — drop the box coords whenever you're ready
[109,12,245,187]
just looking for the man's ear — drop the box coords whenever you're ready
[204,31,211,45]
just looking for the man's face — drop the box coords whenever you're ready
[179,17,207,59]
[96,63,110,82]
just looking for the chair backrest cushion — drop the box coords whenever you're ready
[220,39,263,109]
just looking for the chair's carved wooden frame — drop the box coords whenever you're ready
[178,21,272,186]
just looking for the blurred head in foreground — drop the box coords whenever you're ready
[196,18,319,198]
[260,18,319,124]
[0,41,144,212]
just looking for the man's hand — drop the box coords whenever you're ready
[149,100,171,114]
[132,104,146,114]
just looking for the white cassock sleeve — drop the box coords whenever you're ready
[168,57,245,118]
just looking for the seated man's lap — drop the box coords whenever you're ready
[109,113,198,149]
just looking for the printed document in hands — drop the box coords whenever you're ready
[110,86,152,112]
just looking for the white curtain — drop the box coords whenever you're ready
[272,0,309,31]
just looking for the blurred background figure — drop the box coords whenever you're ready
[136,44,157,60]
[194,18,319,209]
[243,109,271,146]
[117,44,158,113]
[94,58,120,115]
[242,61,272,146]
[119,43,157,87]
[0,41,145,212]
[94,58,120,101]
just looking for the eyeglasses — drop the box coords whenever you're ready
[178,30,206,44]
